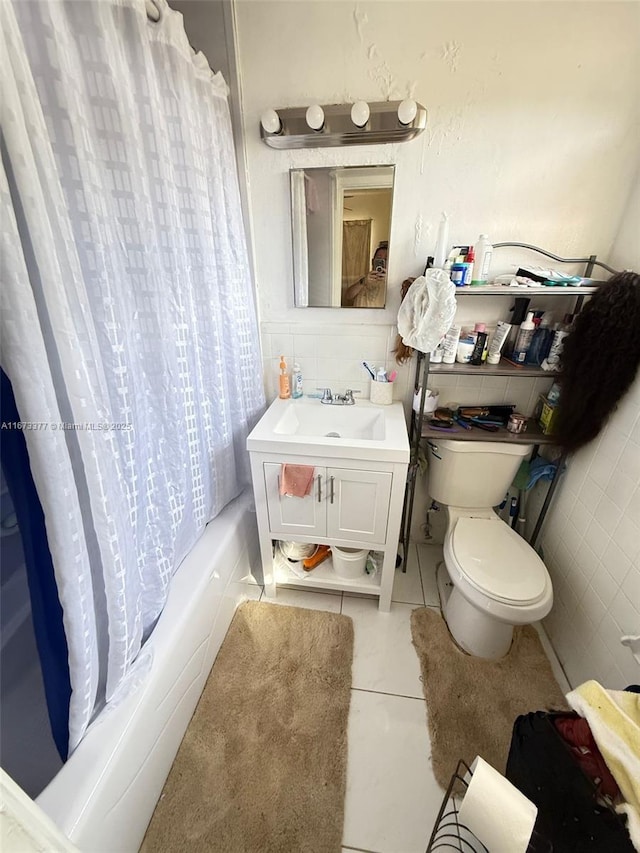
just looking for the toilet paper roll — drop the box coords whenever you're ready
[457,756,538,853]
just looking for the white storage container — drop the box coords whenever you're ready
[332,546,368,579]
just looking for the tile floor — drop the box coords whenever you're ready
[244,542,570,853]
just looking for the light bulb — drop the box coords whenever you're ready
[260,109,282,134]
[397,98,418,126]
[350,101,370,128]
[305,104,325,131]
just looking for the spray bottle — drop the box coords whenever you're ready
[504,297,531,358]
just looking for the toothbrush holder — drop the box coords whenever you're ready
[370,380,394,406]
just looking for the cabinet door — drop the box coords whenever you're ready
[263,463,326,537]
[326,468,392,544]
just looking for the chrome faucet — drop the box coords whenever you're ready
[317,388,359,405]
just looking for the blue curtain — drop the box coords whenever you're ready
[1,369,70,760]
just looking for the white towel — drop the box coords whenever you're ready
[567,680,640,851]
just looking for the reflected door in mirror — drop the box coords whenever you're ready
[291,166,395,308]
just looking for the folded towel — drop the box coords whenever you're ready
[280,464,315,498]
[567,680,640,851]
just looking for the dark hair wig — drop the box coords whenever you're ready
[554,270,640,452]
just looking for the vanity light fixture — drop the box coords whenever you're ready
[397,98,418,126]
[259,100,427,149]
[305,104,325,131]
[260,109,283,135]
[350,100,370,128]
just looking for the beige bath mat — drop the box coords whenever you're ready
[142,600,354,853]
[411,607,568,789]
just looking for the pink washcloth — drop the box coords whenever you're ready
[280,464,315,498]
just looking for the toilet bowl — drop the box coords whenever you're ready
[442,508,552,658]
[425,439,553,659]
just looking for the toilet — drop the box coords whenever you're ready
[426,439,553,659]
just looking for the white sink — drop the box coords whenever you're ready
[274,402,385,440]
[247,398,410,463]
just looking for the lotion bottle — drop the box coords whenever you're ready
[279,355,291,399]
[512,312,536,364]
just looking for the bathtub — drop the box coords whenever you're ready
[36,489,261,852]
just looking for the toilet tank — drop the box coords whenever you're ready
[426,439,531,507]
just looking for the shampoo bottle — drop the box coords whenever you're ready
[292,363,303,398]
[512,312,536,364]
[278,355,291,399]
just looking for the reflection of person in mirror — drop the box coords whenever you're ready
[346,242,387,308]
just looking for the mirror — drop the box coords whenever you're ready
[291,165,395,308]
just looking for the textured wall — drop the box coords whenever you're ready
[236,0,639,327]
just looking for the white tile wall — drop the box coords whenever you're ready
[540,372,640,690]
[260,322,414,405]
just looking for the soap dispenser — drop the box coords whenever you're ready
[292,363,303,398]
[278,356,291,399]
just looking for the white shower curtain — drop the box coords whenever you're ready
[0,0,264,751]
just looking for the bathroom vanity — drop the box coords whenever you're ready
[247,397,410,610]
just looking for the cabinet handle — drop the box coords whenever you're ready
[330,475,335,504]
[317,474,322,502]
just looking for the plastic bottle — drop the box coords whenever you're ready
[292,363,303,398]
[433,212,450,269]
[486,321,512,365]
[547,314,573,364]
[442,326,461,364]
[470,235,493,285]
[504,297,531,358]
[278,355,290,399]
[450,263,466,286]
[526,314,553,365]
[463,246,475,285]
[430,341,444,363]
[512,312,536,364]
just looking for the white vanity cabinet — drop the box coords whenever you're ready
[250,452,406,611]
[247,398,410,611]
[263,463,392,543]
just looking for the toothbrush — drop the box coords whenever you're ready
[453,415,472,430]
[388,370,397,383]
[362,362,376,380]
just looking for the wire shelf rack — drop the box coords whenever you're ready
[426,760,553,853]
[426,760,487,853]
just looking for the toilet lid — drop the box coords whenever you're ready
[451,518,548,604]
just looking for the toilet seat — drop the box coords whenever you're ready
[451,517,548,605]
